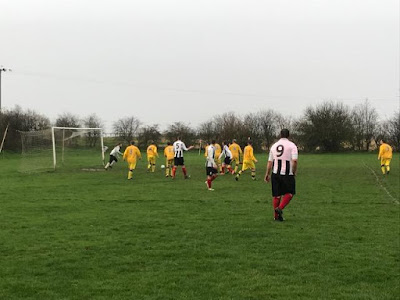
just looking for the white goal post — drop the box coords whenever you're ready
[51,127,105,169]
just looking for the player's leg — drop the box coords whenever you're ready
[276,175,296,220]
[165,159,170,177]
[235,161,247,180]
[386,159,391,175]
[233,157,239,173]
[105,155,113,169]
[128,162,136,180]
[273,196,281,220]
[172,158,178,178]
[151,157,156,172]
[381,159,387,175]
[250,161,256,180]
[110,156,117,167]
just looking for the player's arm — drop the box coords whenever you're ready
[137,148,142,160]
[291,145,298,175]
[378,145,382,160]
[251,149,258,163]
[122,148,128,160]
[155,146,159,157]
[292,159,298,175]
[265,160,273,183]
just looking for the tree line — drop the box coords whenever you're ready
[0,100,399,152]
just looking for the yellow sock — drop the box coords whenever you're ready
[386,166,390,173]
[128,170,133,179]
[152,165,156,172]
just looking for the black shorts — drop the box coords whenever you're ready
[206,167,218,176]
[224,157,232,165]
[271,173,296,197]
[109,155,118,164]
[174,157,184,166]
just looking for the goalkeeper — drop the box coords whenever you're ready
[105,143,123,170]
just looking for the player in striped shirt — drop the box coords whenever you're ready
[172,137,194,179]
[205,140,218,191]
[264,129,298,221]
[235,141,257,181]
[219,141,235,175]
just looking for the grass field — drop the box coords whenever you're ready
[0,151,399,299]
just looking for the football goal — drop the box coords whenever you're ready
[19,127,105,172]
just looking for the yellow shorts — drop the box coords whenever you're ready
[215,157,221,165]
[147,157,156,165]
[128,162,137,170]
[381,158,391,166]
[242,160,255,171]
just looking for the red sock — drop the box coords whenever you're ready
[273,197,281,219]
[182,166,187,176]
[172,166,177,177]
[227,166,233,174]
[221,166,225,173]
[279,193,293,210]
[207,179,212,188]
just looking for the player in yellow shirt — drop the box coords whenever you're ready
[229,139,243,174]
[235,141,257,181]
[164,142,174,177]
[123,141,142,180]
[146,140,159,173]
[214,142,222,173]
[378,139,393,175]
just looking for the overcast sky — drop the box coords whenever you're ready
[0,0,399,132]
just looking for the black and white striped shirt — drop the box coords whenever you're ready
[206,144,216,167]
[173,140,188,158]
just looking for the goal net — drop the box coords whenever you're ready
[19,127,104,172]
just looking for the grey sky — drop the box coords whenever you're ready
[1,0,399,132]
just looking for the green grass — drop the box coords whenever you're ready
[0,151,399,299]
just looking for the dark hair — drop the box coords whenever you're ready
[130,141,135,145]
[211,139,216,144]
[167,142,171,146]
[380,138,386,143]
[247,141,252,145]
[281,128,290,138]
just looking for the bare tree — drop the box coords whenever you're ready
[197,120,217,144]
[0,105,50,151]
[83,114,104,147]
[164,122,196,146]
[55,112,81,128]
[352,99,378,151]
[378,111,400,151]
[113,116,141,144]
[138,124,162,149]
[297,101,353,152]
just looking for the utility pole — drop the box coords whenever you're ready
[0,66,12,112]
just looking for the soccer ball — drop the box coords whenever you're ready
[161,165,165,169]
